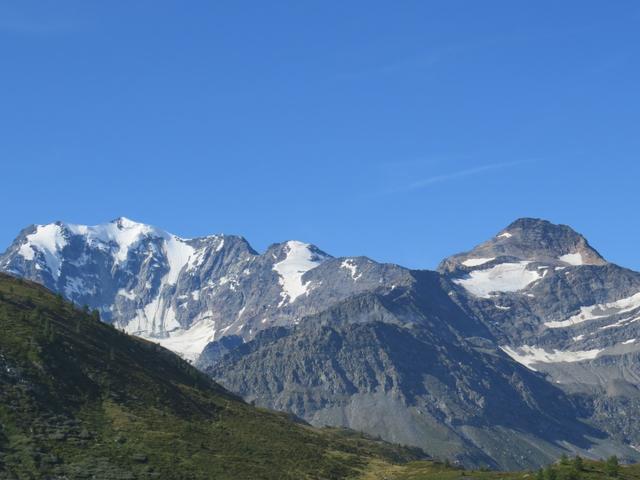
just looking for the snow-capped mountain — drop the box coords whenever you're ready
[0,217,408,360]
[439,218,640,382]
[437,219,640,450]
[4,216,640,469]
[209,218,640,468]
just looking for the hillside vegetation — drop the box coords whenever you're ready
[0,273,422,479]
[361,456,640,479]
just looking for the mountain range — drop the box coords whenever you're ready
[2,217,640,470]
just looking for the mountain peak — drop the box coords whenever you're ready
[504,217,554,229]
[499,217,582,239]
[268,240,332,306]
[110,216,145,229]
[440,218,606,274]
[266,240,331,261]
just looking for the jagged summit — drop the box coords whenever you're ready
[439,217,606,274]
[111,216,142,227]
[266,240,332,269]
[0,219,342,360]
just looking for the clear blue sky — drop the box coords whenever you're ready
[1,1,639,270]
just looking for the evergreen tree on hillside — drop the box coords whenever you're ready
[605,455,619,477]
[573,455,583,471]
[545,464,557,480]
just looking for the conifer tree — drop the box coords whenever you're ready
[573,455,583,471]
[605,455,619,477]
[545,464,557,480]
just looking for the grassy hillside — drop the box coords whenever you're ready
[362,456,640,479]
[0,273,423,479]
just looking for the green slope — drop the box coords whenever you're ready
[361,457,640,480]
[0,273,423,479]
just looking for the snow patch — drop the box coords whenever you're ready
[127,295,181,337]
[154,318,217,362]
[19,224,68,280]
[500,345,602,371]
[462,257,495,267]
[117,289,136,300]
[599,316,640,331]
[498,232,513,239]
[453,262,541,298]
[341,258,362,281]
[273,241,329,306]
[559,252,584,266]
[544,292,640,329]
[622,338,636,345]
[163,236,195,285]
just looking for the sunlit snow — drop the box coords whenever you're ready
[558,252,584,266]
[461,257,495,267]
[18,224,68,280]
[500,345,602,371]
[273,241,328,306]
[453,261,541,298]
[154,318,218,362]
[544,292,640,328]
[340,258,362,280]
[67,217,155,264]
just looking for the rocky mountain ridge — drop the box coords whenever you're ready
[0,217,408,361]
[3,216,640,468]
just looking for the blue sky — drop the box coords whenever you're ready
[1,1,639,270]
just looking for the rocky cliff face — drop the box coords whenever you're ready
[209,271,640,469]
[0,218,410,361]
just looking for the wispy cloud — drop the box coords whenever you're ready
[335,48,449,80]
[332,41,481,82]
[383,160,530,195]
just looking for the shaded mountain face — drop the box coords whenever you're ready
[206,218,640,468]
[0,273,424,479]
[4,216,640,469]
[209,276,640,470]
